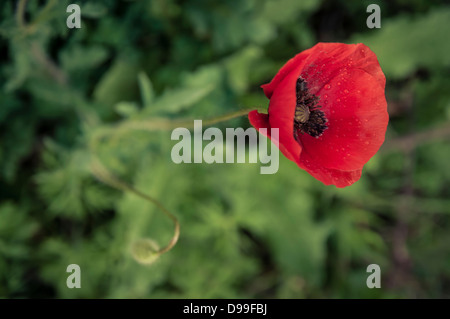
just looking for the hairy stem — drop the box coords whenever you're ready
[117,108,260,133]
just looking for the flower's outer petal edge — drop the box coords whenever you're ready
[298,151,363,187]
[248,110,299,163]
[261,48,311,99]
[266,62,305,165]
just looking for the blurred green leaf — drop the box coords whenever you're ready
[60,45,109,72]
[137,71,155,107]
[115,101,139,117]
[81,2,108,18]
[93,59,140,107]
[353,8,450,78]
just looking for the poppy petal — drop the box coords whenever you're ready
[248,110,299,163]
[299,68,388,171]
[298,151,363,188]
[266,66,304,163]
[300,43,386,95]
[261,49,310,99]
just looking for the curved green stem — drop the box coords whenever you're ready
[89,108,261,258]
[90,157,180,256]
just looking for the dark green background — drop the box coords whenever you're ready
[1,0,449,298]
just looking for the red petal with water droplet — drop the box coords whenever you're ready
[249,43,388,187]
[301,68,388,171]
[298,151,363,188]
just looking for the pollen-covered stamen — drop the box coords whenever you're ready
[293,77,328,140]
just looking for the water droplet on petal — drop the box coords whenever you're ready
[325,84,331,89]
[344,89,349,94]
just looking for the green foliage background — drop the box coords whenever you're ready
[1,0,449,298]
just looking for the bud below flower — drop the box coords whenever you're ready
[130,238,160,265]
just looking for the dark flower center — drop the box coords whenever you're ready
[293,77,328,140]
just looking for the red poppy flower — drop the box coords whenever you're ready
[249,42,388,187]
